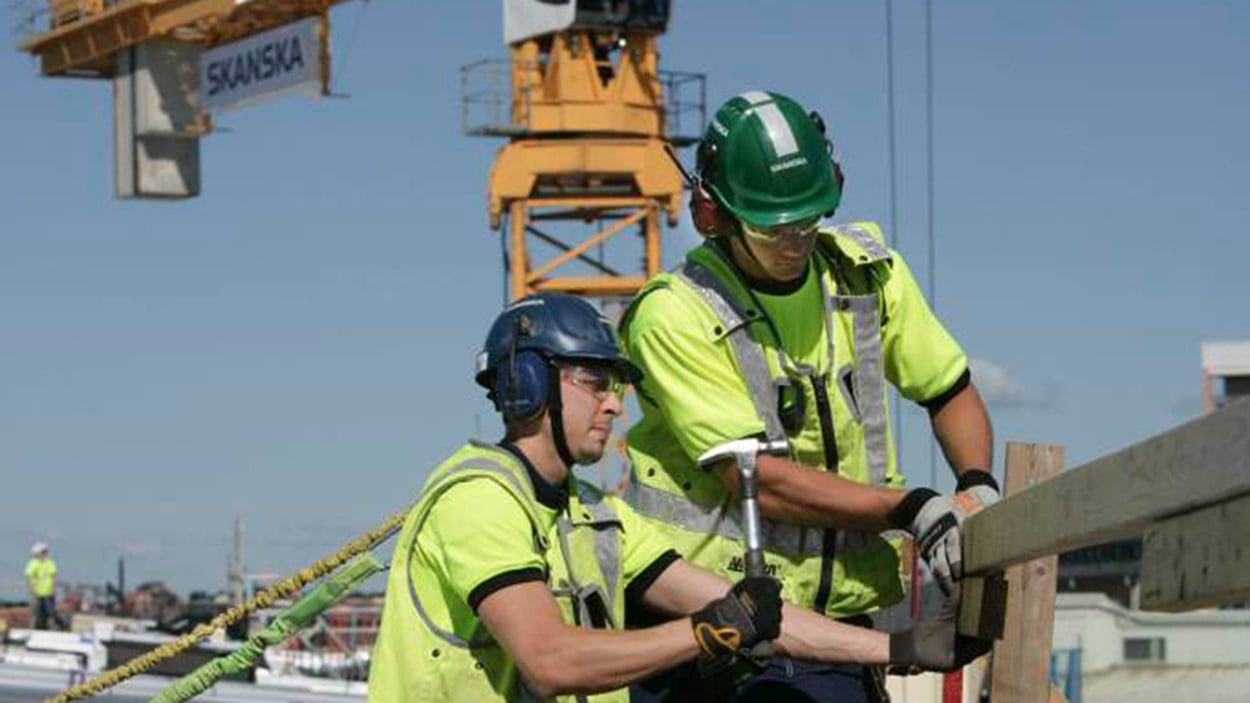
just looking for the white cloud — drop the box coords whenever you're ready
[968,357,1055,411]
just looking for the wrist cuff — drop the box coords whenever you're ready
[888,488,939,529]
[956,469,999,494]
[887,632,912,667]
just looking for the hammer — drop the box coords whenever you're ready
[698,437,791,579]
[697,437,790,672]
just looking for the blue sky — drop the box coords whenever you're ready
[2,1,1247,599]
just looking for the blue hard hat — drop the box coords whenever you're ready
[475,292,643,390]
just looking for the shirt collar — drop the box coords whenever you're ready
[498,441,569,511]
[712,238,812,296]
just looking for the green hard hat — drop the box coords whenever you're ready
[698,91,842,228]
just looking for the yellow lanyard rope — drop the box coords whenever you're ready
[46,508,409,703]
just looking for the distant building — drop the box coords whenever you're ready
[1058,540,1142,609]
[1052,593,1250,702]
[1055,341,1250,611]
[1202,340,1250,411]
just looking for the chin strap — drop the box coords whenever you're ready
[546,362,578,470]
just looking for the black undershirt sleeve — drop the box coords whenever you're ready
[468,567,547,613]
[919,367,971,415]
[624,549,682,609]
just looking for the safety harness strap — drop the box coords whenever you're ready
[677,253,891,487]
[676,260,787,442]
[575,487,623,623]
[407,450,627,653]
[836,294,890,487]
[837,222,891,260]
[405,456,536,649]
[551,488,623,631]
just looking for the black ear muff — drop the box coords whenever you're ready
[496,350,549,419]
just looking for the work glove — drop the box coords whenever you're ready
[889,488,968,599]
[888,620,994,673]
[955,469,1001,513]
[691,576,782,676]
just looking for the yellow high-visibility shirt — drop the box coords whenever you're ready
[25,558,57,598]
[623,223,968,617]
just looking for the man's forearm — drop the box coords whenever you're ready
[522,619,699,697]
[718,456,904,531]
[641,560,890,668]
[482,581,700,698]
[775,603,889,665]
[930,382,993,477]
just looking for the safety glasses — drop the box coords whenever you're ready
[562,365,626,401]
[740,217,821,246]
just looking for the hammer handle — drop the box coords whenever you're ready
[745,551,767,579]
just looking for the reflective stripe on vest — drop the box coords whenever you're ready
[676,260,786,442]
[839,223,891,261]
[405,458,543,650]
[402,453,626,656]
[553,488,623,630]
[835,293,889,487]
[641,243,897,561]
[676,253,891,487]
[627,471,901,556]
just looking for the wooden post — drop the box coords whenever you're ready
[990,443,1063,703]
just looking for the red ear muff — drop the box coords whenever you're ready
[690,180,737,238]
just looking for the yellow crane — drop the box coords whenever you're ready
[17,0,355,198]
[18,0,343,78]
[464,0,703,300]
[17,0,703,295]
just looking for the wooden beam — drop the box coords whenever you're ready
[963,398,1250,575]
[958,574,1007,639]
[1140,491,1250,611]
[990,443,1063,703]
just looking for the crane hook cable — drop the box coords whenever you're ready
[45,508,410,703]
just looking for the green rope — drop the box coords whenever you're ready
[46,508,406,703]
[151,553,384,703]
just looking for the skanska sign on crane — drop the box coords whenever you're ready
[200,17,321,112]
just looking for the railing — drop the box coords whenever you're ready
[957,397,1250,702]
[659,69,704,146]
[459,57,705,145]
[460,59,528,138]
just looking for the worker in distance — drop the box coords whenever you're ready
[368,293,981,701]
[622,91,999,700]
